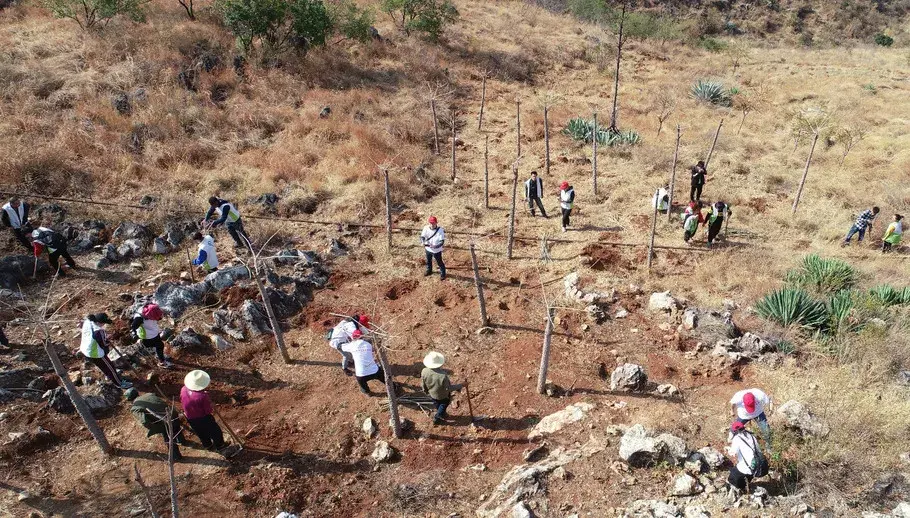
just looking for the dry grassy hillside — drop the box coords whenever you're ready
[2,0,910,515]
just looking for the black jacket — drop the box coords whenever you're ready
[691,166,706,186]
[525,177,543,199]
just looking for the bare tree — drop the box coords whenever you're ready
[450,108,457,181]
[469,243,489,327]
[536,307,555,394]
[725,41,749,75]
[484,135,490,209]
[667,125,681,222]
[239,234,291,363]
[177,0,194,20]
[832,124,867,165]
[478,68,492,131]
[373,334,402,438]
[423,82,454,156]
[537,91,565,177]
[652,90,676,137]
[790,106,833,214]
[609,0,628,132]
[733,82,769,134]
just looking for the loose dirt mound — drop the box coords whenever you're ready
[581,243,622,271]
[385,279,418,300]
[222,285,260,308]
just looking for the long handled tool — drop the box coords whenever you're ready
[184,244,195,283]
[212,406,244,450]
[32,256,38,279]
[463,381,476,422]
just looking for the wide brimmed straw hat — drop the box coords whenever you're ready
[184,370,211,391]
[423,351,445,369]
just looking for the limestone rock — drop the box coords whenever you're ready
[619,424,688,467]
[371,440,394,463]
[776,400,829,438]
[155,282,207,319]
[668,473,702,497]
[211,335,233,351]
[362,417,377,438]
[241,300,271,336]
[511,502,533,518]
[205,265,251,292]
[151,237,169,255]
[656,384,679,396]
[648,291,679,312]
[528,402,594,440]
[683,505,710,518]
[611,363,647,391]
[622,500,680,518]
[697,447,725,470]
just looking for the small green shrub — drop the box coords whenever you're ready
[784,254,857,296]
[875,33,894,47]
[776,340,796,355]
[42,0,149,29]
[827,290,860,336]
[380,0,458,41]
[862,83,878,95]
[698,37,728,52]
[563,118,641,147]
[217,0,332,57]
[756,287,828,329]
[867,285,910,307]
[691,79,734,107]
[328,0,375,42]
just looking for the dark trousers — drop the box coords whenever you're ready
[707,218,723,243]
[690,184,703,202]
[356,367,386,393]
[226,220,249,249]
[561,208,572,228]
[683,229,696,242]
[88,355,122,385]
[153,423,185,458]
[142,336,166,362]
[527,197,547,217]
[432,397,450,421]
[187,414,225,449]
[883,241,896,252]
[48,247,76,275]
[728,466,754,491]
[425,251,445,278]
[0,327,7,347]
[11,228,31,251]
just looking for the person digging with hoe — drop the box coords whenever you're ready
[421,352,462,426]
[842,206,879,247]
[420,216,446,280]
[341,330,386,395]
[181,370,240,457]
[730,388,772,445]
[328,314,370,376]
[79,313,132,389]
[126,388,186,461]
[203,196,250,251]
[32,226,76,277]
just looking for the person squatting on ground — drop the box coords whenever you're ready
[842,206,879,247]
[524,171,548,218]
[420,216,446,280]
[882,213,903,253]
[192,232,219,273]
[730,387,772,445]
[683,210,701,244]
[181,370,237,456]
[653,185,669,213]
[559,181,575,232]
[705,201,731,246]
[690,160,707,202]
[726,421,767,495]
[79,313,132,389]
[341,330,386,395]
[203,196,249,250]
[126,388,186,460]
[421,352,462,426]
[32,226,76,276]
[130,302,173,369]
[328,314,370,375]
[2,197,32,252]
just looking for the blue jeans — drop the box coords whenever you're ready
[844,224,866,243]
[425,251,445,278]
[432,398,450,421]
[736,412,771,444]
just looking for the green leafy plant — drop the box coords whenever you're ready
[328,0,375,42]
[784,254,857,296]
[380,0,458,41]
[42,0,149,29]
[755,287,828,329]
[563,118,641,147]
[875,33,894,47]
[698,37,728,52]
[691,79,735,107]
[827,290,859,336]
[867,285,910,307]
[217,0,332,57]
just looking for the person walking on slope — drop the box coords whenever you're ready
[341,330,386,395]
[126,388,186,460]
[842,206,879,247]
[690,161,707,202]
[181,370,238,457]
[882,214,904,253]
[559,181,575,232]
[421,352,462,426]
[730,388,772,444]
[2,198,32,252]
[328,314,370,375]
[32,226,76,277]
[203,196,249,250]
[524,171,548,218]
[726,421,767,495]
[705,201,731,246]
[79,313,132,389]
[420,216,446,280]
[130,302,173,369]
[191,232,219,273]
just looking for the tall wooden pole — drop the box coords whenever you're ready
[431,99,440,155]
[544,104,551,177]
[592,112,599,196]
[609,1,627,131]
[792,133,819,214]
[647,193,659,270]
[516,100,521,158]
[165,411,180,518]
[375,339,402,438]
[134,466,162,518]
[666,125,681,222]
[384,170,392,253]
[478,75,487,131]
[484,135,490,209]
[536,307,555,394]
[253,273,291,364]
[704,118,724,168]
[450,108,457,181]
[469,243,489,327]
[45,340,112,455]
[507,165,518,260]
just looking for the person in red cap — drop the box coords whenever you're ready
[730,388,772,444]
[420,216,446,280]
[341,329,386,394]
[327,314,370,375]
[726,420,766,494]
[558,182,575,232]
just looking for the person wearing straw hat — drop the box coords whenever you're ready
[421,352,462,426]
[181,370,235,455]
[341,330,386,395]
[125,388,186,461]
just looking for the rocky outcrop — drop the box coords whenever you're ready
[611,363,647,391]
[154,282,207,318]
[528,402,594,440]
[776,400,829,438]
[619,424,688,468]
[649,291,680,312]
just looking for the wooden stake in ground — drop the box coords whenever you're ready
[647,191,659,270]
[704,118,724,168]
[252,271,291,364]
[507,164,519,260]
[184,244,195,282]
[536,307,555,394]
[544,104,551,177]
[478,74,487,131]
[374,338,402,438]
[134,465,162,518]
[384,169,393,253]
[163,405,180,518]
[516,99,521,158]
[450,108,457,181]
[609,0,628,131]
[463,381,476,422]
[592,111,599,196]
[431,99,440,155]
[469,243,489,327]
[484,135,490,209]
[792,132,819,214]
[45,340,112,455]
[667,124,681,222]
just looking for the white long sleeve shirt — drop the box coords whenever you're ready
[329,320,358,349]
[420,225,445,254]
[341,339,380,377]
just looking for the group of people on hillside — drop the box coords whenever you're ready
[523,171,576,232]
[841,206,903,251]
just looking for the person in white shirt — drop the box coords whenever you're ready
[328,314,370,375]
[558,182,575,232]
[2,198,32,251]
[730,388,772,444]
[726,421,763,492]
[341,330,385,395]
[420,216,446,280]
[652,186,669,213]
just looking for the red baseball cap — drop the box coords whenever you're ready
[428,216,438,224]
[743,392,756,413]
[560,181,569,190]
[352,329,363,339]
[358,315,370,327]
[731,421,745,432]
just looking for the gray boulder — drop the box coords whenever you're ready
[47,383,121,415]
[163,220,197,247]
[668,473,702,497]
[171,328,209,349]
[151,237,169,255]
[154,282,207,318]
[67,220,107,252]
[241,300,270,336]
[697,447,725,470]
[622,500,680,518]
[113,221,152,242]
[611,363,647,391]
[619,424,688,467]
[204,265,250,292]
[528,402,594,440]
[0,255,50,289]
[117,239,146,259]
[648,291,679,312]
[102,244,121,263]
[776,400,829,438]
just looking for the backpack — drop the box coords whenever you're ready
[742,433,769,477]
[141,303,163,321]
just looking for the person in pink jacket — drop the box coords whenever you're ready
[180,370,236,456]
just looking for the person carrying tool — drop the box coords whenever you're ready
[842,206,879,247]
[690,160,707,202]
[2,197,32,252]
[328,314,370,375]
[79,313,132,389]
[420,216,446,280]
[191,232,219,273]
[421,352,462,426]
[730,388,772,445]
[341,330,386,395]
[130,302,173,369]
[125,388,186,460]
[726,421,767,495]
[180,370,238,456]
[32,226,76,277]
[203,196,249,250]
[559,181,575,232]
[882,213,904,253]
[705,201,731,247]
[524,171,548,218]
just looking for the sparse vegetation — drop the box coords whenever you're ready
[691,79,735,107]
[785,254,857,296]
[216,0,333,57]
[41,0,149,29]
[563,117,641,146]
[380,0,458,41]
[875,32,894,46]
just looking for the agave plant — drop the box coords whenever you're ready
[755,287,828,329]
[785,254,857,296]
[691,79,733,107]
[563,118,642,147]
[827,290,859,336]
